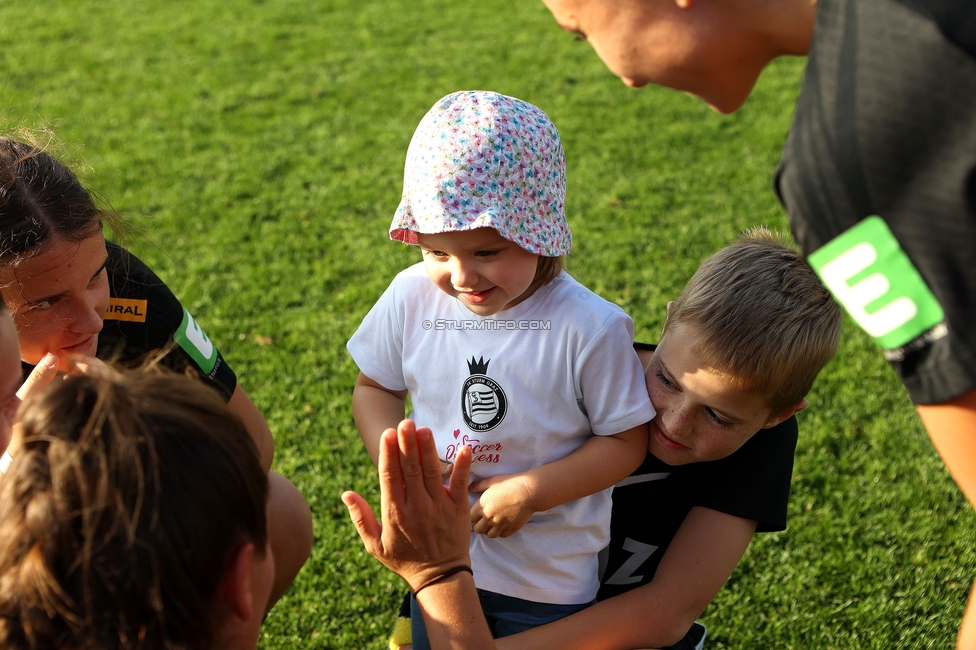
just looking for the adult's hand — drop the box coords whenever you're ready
[4,354,111,466]
[342,419,473,591]
[1,353,59,466]
[16,352,59,402]
[17,353,110,405]
[344,420,495,649]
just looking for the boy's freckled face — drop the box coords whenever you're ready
[416,228,540,317]
[645,322,780,465]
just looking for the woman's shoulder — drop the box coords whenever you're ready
[105,242,167,293]
[102,241,184,333]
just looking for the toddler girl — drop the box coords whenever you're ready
[347,91,653,643]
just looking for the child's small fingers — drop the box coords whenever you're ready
[472,516,491,536]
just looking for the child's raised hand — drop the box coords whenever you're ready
[468,472,537,538]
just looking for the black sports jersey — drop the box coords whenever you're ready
[20,241,238,400]
[98,242,237,399]
[775,0,976,405]
[598,345,797,601]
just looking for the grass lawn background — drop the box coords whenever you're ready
[2,0,973,647]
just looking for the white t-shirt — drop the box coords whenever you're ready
[348,264,655,604]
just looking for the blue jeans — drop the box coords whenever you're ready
[410,589,594,650]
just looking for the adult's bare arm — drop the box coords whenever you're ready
[916,387,976,649]
[342,419,494,650]
[227,383,275,473]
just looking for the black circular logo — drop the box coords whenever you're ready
[461,375,507,431]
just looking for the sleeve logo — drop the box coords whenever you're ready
[808,216,944,349]
[174,308,218,373]
[104,298,148,323]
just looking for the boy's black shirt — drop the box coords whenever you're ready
[597,344,797,601]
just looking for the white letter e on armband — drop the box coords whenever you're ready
[808,217,943,350]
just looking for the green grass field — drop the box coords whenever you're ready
[2,1,973,647]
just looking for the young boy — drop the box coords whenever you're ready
[371,227,842,649]
[587,227,841,649]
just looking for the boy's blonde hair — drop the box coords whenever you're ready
[665,228,841,416]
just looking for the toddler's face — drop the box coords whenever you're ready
[416,228,539,317]
[643,321,796,465]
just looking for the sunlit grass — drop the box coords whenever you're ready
[1,1,971,647]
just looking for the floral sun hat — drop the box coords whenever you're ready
[390,90,572,257]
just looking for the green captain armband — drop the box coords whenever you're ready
[173,308,219,374]
[808,216,944,350]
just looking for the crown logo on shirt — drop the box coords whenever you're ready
[467,356,490,376]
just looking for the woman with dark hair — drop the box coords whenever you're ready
[0,136,312,610]
[0,366,273,650]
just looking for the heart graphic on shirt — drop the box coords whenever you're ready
[453,428,461,439]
